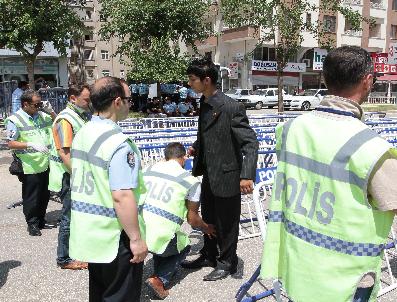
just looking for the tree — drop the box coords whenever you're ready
[222,0,366,112]
[0,0,85,88]
[99,0,212,83]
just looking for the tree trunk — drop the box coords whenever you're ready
[25,57,36,90]
[277,69,284,113]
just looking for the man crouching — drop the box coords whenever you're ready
[140,142,215,299]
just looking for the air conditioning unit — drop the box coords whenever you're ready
[302,59,311,68]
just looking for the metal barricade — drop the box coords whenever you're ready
[0,80,18,119]
[37,87,68,113]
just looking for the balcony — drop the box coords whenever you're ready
[83,60,97,68]
[342,0,363,5]
[222,26,258,43]
[194,36,217,49]
[370,0,385,9]
[343,29,363,37]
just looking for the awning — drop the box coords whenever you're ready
[377,74,397,82]
[252,75,299,86]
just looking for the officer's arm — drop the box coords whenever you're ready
[6,121,27,150]
[58,147,71,172]
[112,189,142,241]
[186,201,216,238]
[8,140,28,150]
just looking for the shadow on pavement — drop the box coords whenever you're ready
[0,260,22,289]
[45,209,62,224]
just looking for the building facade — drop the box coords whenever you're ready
[70,0,126,85]
[191,0,397,93]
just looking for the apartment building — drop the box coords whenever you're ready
[70,0,126,85]
[192,0,397,92]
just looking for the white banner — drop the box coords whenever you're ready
[228,62,239,79]
[252,60,306,72]
[313,48,328,71]
[388,43,397,65]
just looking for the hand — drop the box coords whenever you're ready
[204,224,217,239]
[41,101,54,114]
[240,179,254,194]
[187,146,196,157]
[27,142,49,154]
[129,238,148,263]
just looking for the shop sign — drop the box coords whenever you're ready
[389,43,397,65]
[228,62,239,79]
[371,53,397,74]
[252,60,306,72]
[313,48,328,70]
[2,58,58,74]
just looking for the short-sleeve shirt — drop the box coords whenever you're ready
[178,102,192,114]
[11,88,23,114]
[6,109,40,141]
[179,87,188,99]
[90,115,140,191]
[163,102,177,113]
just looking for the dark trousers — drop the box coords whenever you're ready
[22,169,50,227]
[88,232,143,302]
[200,175,241,271]
[57,173,72,265]
[153,237,190,287]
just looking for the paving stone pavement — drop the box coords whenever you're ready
[1,111,397,301]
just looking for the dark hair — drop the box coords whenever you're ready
[164,142,186,160]
[186,58,218,84]
[68,83,90,99]
[21,90,41,107]
[18,81,28,89]
[90,77,125,112]
[323,46,373,91]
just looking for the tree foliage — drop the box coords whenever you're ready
[222,0,367,111]
[99,0,212,83]
[0,0,85,87]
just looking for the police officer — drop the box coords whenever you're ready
[69,77,147,301]
[141,142,216,299]
[162,97,177,117]
[6,90,56,236]
[261,46,397,302]
[49,84,91,270]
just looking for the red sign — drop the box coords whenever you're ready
[371,53,397,74]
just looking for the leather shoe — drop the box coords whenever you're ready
[203,267,237,281]
[180,255,216,269]
[39,222,57,229]
[27,225,42,236]
[58,260,88,270]
[145,276,169,299]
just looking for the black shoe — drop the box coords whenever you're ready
[27,225,42,236]
[39,222,57,229]
[203,267,237,281]
[180,255,216,269]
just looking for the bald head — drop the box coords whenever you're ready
[90,76,125,112]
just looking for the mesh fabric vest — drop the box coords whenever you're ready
[69,120,145,263]
[48,105,87,192]
[261,112,396,302]
[5,110,52,174]
[139,161,200,254]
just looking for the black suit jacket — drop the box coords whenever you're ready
[192,91,259,198]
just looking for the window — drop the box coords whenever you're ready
[323,15,336,33]
[253,47,276,61]
[83,49,94,60]
[393,0,397,10]
[306,13,312,28]
[99,14,107,22]
[204,51,212,60]
[101,50,109,60]
[392,25,397,39]
[84,33,94,41]
[85,10,93,21]
[369,19,382,38]
[120,70,125,78]
[102,70,110,77]
[267,90,274,96]
[86,69,94,79]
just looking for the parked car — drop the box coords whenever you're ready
[284,89,328,111]
[225,88,252,100]
[236,88,293,110]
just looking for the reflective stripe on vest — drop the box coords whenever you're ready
[72,199,117,218]
[268,211,385,257]
[139,203,184,225]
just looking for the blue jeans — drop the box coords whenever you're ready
[353,287,373,302]
[152,237,190,287]
[57,173,73,265]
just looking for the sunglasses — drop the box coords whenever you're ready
[30,102,43,108]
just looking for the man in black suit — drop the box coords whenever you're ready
[181,58,258,281]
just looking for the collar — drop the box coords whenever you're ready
[317,95,363,120]
[17,108,39,121]
[165,159,184,170]
[202,90,222,108]
[67,102,91,120]
[91,115,120,129]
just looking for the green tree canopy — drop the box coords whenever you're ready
[100,0,212,83]
[222,0,366,111]
[0,0,85,87]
